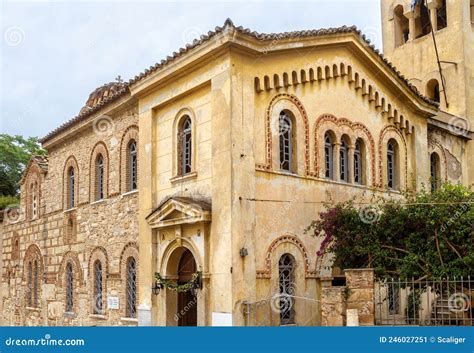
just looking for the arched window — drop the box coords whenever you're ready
[96,154,104,200]
[65,262,74,312]
[279,253,295,325]
[426,79,440,103]
[387,139,399,190]
[339,138,348,182]
[178,116,192,176]
[354,140,363,184]
[128,140,138,191]
[68,167,75,209]
[394,5,409,47]
[414,1,431,38]
[93,260,103,314]
[437,0,447,30]
[27,260,33,307]
[324,133,334,179]
[30,181,38,219]
[126,257,137,318]
[279,111,293,172]
[430,152,440,192]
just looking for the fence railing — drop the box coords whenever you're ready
[375,277,473,326]
[240,294,320,326]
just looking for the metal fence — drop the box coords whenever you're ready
[240,294,320,326]
[375,277,473,326]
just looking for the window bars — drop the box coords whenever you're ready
[96,155,104,200]
[68,167,75,208]
[129,141,138,191]
[66,262,74,312]
[279,112,292,172]
[387,141,395,189]
[354,141,362,184]
[278,253,296,325]
[93,260,103,314]
[126,257,137,318]
[179,117,192,175]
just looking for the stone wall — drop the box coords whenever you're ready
[1,102,140,326]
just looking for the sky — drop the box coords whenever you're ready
[0,0,382,138]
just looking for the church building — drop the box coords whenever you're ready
[1,0,473,326]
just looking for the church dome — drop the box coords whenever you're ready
[79,79,125,115]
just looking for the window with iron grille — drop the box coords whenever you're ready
[33,260,39,307]
[126,257,137,318]
[387,141,396,189]
[27,261,33,307]
[96,155,104,200]
[68,167,75,208]
[324,133,334,179]
[178,116,192,175]
[354,141,362,184]
[278,253,295,325]
[93,260,103,314]
[31,182,38,219]
[128,140,138,191]
[66,262,74,312]
[340,139,348,182]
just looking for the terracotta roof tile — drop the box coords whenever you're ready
[41,19,437,144]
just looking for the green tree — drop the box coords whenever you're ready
[306,183,474,281]
[0,134,46,196]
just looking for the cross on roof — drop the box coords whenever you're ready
[115,75,123,83]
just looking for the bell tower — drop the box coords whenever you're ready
[381,0,474,182]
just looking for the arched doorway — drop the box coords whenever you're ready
[177,249,197,326]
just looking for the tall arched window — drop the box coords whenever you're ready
[30,181,38,219]
[65,262,74,312]
[177,116,193,176]
[393,5,409,47]
[430,152,440,192]
[324,133,334,179]
[93,260,103,314]
[437,0,447,30]
[354,140,362,184]
[128,140,138,191]
[387,140,399,190]
[96,154,104,200]
[339,138,348,182]
[27,260,33,307]
[426,79,440,103]
[126,257,137,318]
[279,111,293,172]
[68,167,75,209]
[33,260,39,307]
[279,253,295,325]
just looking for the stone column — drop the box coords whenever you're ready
[344,268,375,326]
[320,278,346,326]
[428,1,438,31]
[347,145,355,184]
[405,10,417,41]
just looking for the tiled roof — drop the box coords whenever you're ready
[41,19,437,144]
[19,155,49,185]
[128,19,437,106]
